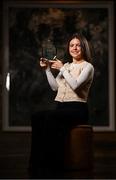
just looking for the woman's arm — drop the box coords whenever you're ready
[45,68,58,91]
[60,63,94,90]
[40,58,58,91]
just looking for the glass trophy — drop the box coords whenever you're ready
[42,39,57,60]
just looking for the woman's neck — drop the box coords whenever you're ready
[72,59,85,64]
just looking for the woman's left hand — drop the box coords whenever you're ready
[50,59,63,70]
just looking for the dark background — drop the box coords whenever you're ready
[7,3,110,127]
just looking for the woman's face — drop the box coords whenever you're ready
[69,38,82,60]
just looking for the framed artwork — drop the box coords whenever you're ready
[2,1,115,131]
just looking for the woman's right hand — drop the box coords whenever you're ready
[40,57,49,70]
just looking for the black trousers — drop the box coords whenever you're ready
[30,101,89,178]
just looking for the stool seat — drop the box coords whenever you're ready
[64,125,93,170]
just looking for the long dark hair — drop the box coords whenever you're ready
[64,33,93,63]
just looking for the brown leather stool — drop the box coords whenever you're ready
[64,125,93,178]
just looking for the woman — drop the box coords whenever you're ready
[40,33,94,124]
[31,33,94,178]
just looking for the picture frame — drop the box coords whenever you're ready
[2,1,115,131]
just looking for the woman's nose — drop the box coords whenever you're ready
[74,45,78,50]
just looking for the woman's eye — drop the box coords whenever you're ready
[70,44,81,47]
[69,44,73,47]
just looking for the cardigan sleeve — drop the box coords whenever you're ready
[45,68,58,91]
[60,63,94,90]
